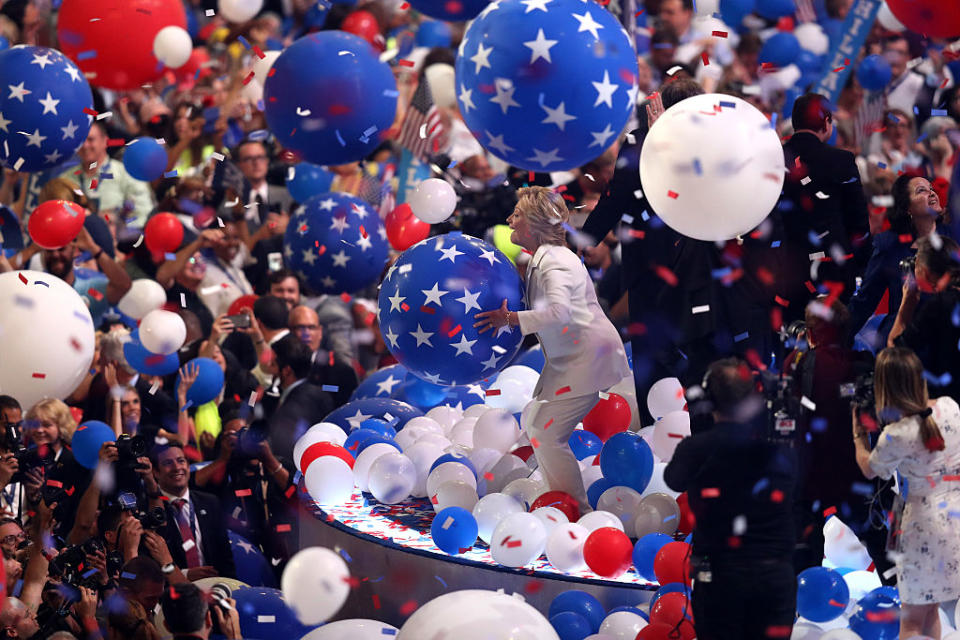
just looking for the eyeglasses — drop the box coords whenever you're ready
[238,155,268,164]
[1,532,25,546]
[291,324,320,332]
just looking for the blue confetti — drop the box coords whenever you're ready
[917,132,928,143]
[12,579,22,597]
[335,130,345,146]
[339,548,352,563]
[770,112,778,129]
[719,101,736,109]
[82,568,99,578]
[734,331,750,342]
[771,240,781,248]
[435,575,447,587]
[914,106,919,115]
[164,253,176,261]
[382,629,397,636]
[711,267,732,279]
[951,303,959,327]
[850,482,874,497]
[33,280,49,288]
[661,514,677,522]
[811,417,828,432]
[877,162,887,169]
[77,50,97,60]
[121,571,137,580]
[100,172,113,179]
[932,109,948,117]
[752,478,770,495]
[238,35,251,49]
[322,385,339,392]
[692,158,702,175]
[382,89,399,98]
[640,210,650,221]
[164,170,178,178]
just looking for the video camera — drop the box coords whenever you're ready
[841,371,876,422]
[117,491,168,531]
[47,538,105,589]
[232,425,269,461]
[112,434,149,494]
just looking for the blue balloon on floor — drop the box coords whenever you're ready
[72,421,116,469]
[175,357,224,406]
[759,32,801,68]
[122,137,167,181]
[407,0,489,21]
[285,163,333,203]
[351,364,409,400]
[377,233,525,385]
[229,531,278,588]
[323,397,424,433]
[586,478,614,510]
[356,434,402,455]
[797,566,849,622]
[263,31,397,165]
[123,329,180,376]
[549,611,592,640]
[857,54,893,91]
[633,532,672,581]
[549,590,605,633]
[429,453,477,479]
[343,428,379,455]
[398,376,448,409]
[431,506,479,555]
[599,432,654,493]
[569,430,603,460]
[359,418,396,439]
[849,589,900,640]
[233,586,311,638]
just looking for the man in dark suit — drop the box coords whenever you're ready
[775,93,870,324]
[289,305,358,408]
[150,443,237,579]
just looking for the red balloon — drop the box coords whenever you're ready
[676,492,696,534]
[649,592,693,627]
[636,620,696,640]
[227,294,259,316]
[341,10,384,51]
[511,445,534,462]
[886,0,960,38]
[300,442,355,473]
[57,0,188,90]
[583,527,633,578]
[144,213,184,254]
[385,203,430,251]
[530,491,580,522]
[27,200,86,249]
[582,392,632,442]
[175,47,212,84]
[653,541,692,587]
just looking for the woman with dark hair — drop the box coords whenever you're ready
[847,174,947,350]
[852,346,960,639]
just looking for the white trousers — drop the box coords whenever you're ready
[524,392,600,513]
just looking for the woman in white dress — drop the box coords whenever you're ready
[853,346,960,639]
[474,186,630,513]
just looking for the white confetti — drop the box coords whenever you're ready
[12,157,23,171]
[149,381,160,395]
[800,396,817,411]
[692,305,710,314]
[441,516,455,529]
[182,539,196,551]
[248,391,258,407]
[96,111,113,121]
[211,152,224,161]
[800,176,811,185]
[133,235,143,248]
[205,8,215,16]
[814,191,829,200]
[633,188,644,200]
[180,293,186,307]
[257,616,275,623]
[732,515,747,536]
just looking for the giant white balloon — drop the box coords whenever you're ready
[152,26,193,69]
[473,492,525,543]
[472,408,521,453]
[218,0,263,23]
[490,512,548,567]
[117,279,166,319]
[0,271,95,408]
[639,93,785,241]
[647,377,686,420]
[281,547,349,625]
[408,178,457,224]
[651,411,691,463]
[396,589,559,640]
[301,619,399,640]
[545,523,589,572]
[139,309,186,355]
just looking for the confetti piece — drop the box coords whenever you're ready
[530,437,540,449]
[441,516,455,530]
[276,524,291,532]
[182,539,196,551]
[321,385,339,393]
[712,30,727,37]
[237,35,251,49]
[692,305,710,314]
[555,386,571,395]
[932,108,948,117]
[235,489,253,497]
[242,71,256,86]
[701,487,720,498]
[257,616,275,623]
[701,52,709,66]
[12,157,24,171]
[164,170,178,178]
[149,380,161,395]
[667,190,679,199]
[485,389,501,396]
[543,418,554,430]
[398,59,415,67]
[372,595,381,609]
[770,489,784,503]
[77,50,97,60]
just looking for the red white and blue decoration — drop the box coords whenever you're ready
[454,0,638,171]
[263,31,398,166]
[377,232,525,386]
[0,45,93,172]
[284,192,389,295]
[407,0,491,21]
[322,397,424,433]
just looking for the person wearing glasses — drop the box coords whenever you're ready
[0,517,25,560]
[288,305,357,407]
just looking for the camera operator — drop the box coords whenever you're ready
[193,401,296,572]
[889,235,960,401]
[159,582,240,640]
[664,358,798,640]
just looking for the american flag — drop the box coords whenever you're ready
[794,0,817,23]
[396,75,445,161]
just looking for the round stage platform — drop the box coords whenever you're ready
[300,489,657,627]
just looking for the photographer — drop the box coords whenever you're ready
[159,582,240,640]
[664,358,798,640]
[853,347,960,639]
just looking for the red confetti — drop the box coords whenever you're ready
[503,538,523,549]
[32,372,46,379]
[82,108,98,116]
[284,485,296,498]
[46,479,63,488]
[530,437,540,449]
[18,273,27,284]
[555,386,571,395]
[770,489,784,503]
[253,46,265,59]
[823,505,837,517]
[667,190,679,199]
[765,625,792,638]
[944,475,960,481]
[711,30,728,37]
[761,62,777,70]
[485,389,502,396]
[774,295,790,308]
[483,472,495,481]
[727,536,741,548]
[654,264,679,287]
[371,595,381,609]
[107,138,125,147]
[86,287,103,301]
[420,306,436,314]
[543,418,554,430]
[400,2,409,8]
[399,600,418,616]
[397,59,415,67]
[447,324,462,337]
[235,489,252,497]
[634,9,644,16]
[275,524,291,533]
[701,487,720,498]
[241,71,256,85]
[701,52,710,66]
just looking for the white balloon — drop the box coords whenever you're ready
[490,512,548,567]
[368,452,417,504]
[305,457,354,504]
[577,510,624,533]
[300,619,399,640]
[482,453,530,494]
[426,461,477,497]
[638,425,657,458]
[293,423,349,470]
[425,405,462,432]
[281,547,349,625]
[842,569,881,602]
[252,49,282,84]
[0,271,95,408]
[545,523,589,572]
[404,415,446,434]
[599,611,648,639]
[393,429,419,451]
[468,447,502,476]
[643,462,680,499]
[449,417,478,448]
[405,441,445,497]
[463,403,490,419]
[473,492,525,543]
[532,506,569,534]
[791,622,823,640]
[581,464,604,490]
[498,365,540,387]
[502,477,545,511]
[794,23,829,55]
[636,493,681,537]
[876,2,906,31]
[408,178,457,224]
[607,376,642,432]
[139,309,186,355]
[353,443,397,492]
[823,517,872,570]
[646,377,686,420]
[651,411,691,463]
[820,630,863,640]
[432,480,479,512]
[585,635,619,640]
[597,486,644,537]
[473,408,521,453]
[946,633,960,640]
[117,279,166,319]
[218,0,263,23]
[640,93,785,242]
[417,432,453,449]
[396,590,559,640]
[152,26,193,69]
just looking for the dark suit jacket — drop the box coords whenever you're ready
[268,380,335,461]
[80,374,177,434]
[158,488,236,578]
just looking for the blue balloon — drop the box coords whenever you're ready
[569,430,603,460]
[0,46,93,172]
[872,586,900,605]
[442,382,489,409]
[377,232,525,385]
[359,418,396,439]
[323,397,424,433]
[123,329,180,376]
[797,567,849,622]
[304,0,330,28]
[175,357,224,406]
[430,506,479,554]
[455,0,637,171]
[796,49,823,74]
[849,589,900,640]
[286,163,334,203]
[398,376,448,409]
[285,192,389,295]
[429,453,478,479]
[720,0,757,29]
[857,54,893,92]
[586,478,614,510]
[351,364,410,400]
[416,20,452,48]
[263,31,397,165]
[407,0,489,20]
[599,432,654,493]
[633,533,672,581]
[549,611,592,640]
[759,32,801,68]
[228,531,278,587]
[651,582,691,608]
[754,0,796,19]
[549,591,605,634]
[234,586,312,639]
[72,421,115,469]
[0,36,9,51]
[623,342,634,371]
[608,606,648,621]
[513,345,545,373]
[356,434,402,455]
[343,428,380,455]
[122,137,167,181]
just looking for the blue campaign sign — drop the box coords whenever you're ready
[395,147,433,205]
[813,0,883,103]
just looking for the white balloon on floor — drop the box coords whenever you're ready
[490,512,548,567]
[599,611,648,639]
[597,486,644,537]
[643,462,681,498]
[842,570,882,602]
[502,477,545,511]
[294,423,348,469]
[353,442,397,492]
[790,622,823,640]
[647,377,686,421]
[396,590,559,639]
[427,461,477,496]
[531,506,569,535]
[823,516,872,571]
[281,547,349,625]
[473,492,525,544]
[426,405,462,432]
[578,510,624,533]
[405,441,445,497]
[545,522,589,573]
[368,452,417,504]
[651,411,691,462]
[473,408,522,453]
[300,619,399,640]
[305,456,354,504]
[431,480,478,512]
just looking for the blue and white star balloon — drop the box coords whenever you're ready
[323,397,425,433]
[284,192,389,295]
[455,0,639,171]
[408,0,491,21]
[377,232,525,386]
[0,45,93,172]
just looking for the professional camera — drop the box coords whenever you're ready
[841,371,876,421]
[112,434,149,494]
[3,421,54,487]
[899,254,917,275]
[117,491,168,530]
[48,538,105,589]
[209,582,233,636]
[232,425,268,460]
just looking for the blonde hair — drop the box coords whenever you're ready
[875,347,945,451]
[38,177,88,208]
[25,399,78,445]
[514,186,570,246]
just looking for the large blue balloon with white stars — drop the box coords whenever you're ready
[408,0,491,21]
[323,397,424,433]
[263,31,397,166]
[455,0,638,172]
[0,45,92,172]
[377,232,525,386]
[284,191,389,295]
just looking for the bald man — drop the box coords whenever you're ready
[288,306,358,407]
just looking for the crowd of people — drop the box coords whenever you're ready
[0,0,958,638]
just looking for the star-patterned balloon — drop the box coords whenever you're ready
[0,45,92,172]
[350,363,410,400]
[284,191,389,295]
[377,232,525,386]
[323,397,425,434]
[407,0,491,21]
[454,0,638,172]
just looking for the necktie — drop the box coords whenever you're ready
[174,499,201,568]
[254,193,265,225]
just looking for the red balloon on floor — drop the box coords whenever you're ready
[653,541,692,587]
[650,591,694,627]
[583,527,633,578]
[636,620,696,639]
[300,442,355,473]
[27,200,86,249]
[886,0,960,38]
[582,392,631,442]
[385,203,431,250]
[530,491,580,522]
[144,213,184,254]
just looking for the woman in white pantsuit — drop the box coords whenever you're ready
[474,186,631,512]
